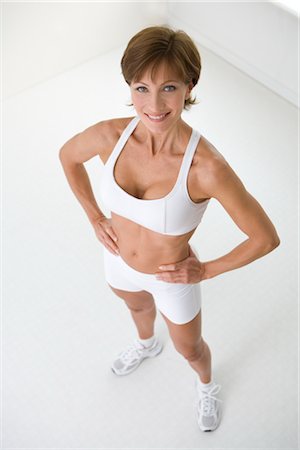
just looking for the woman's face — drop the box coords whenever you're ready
[130,62,192,132]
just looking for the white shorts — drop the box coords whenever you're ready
[103,245,202,325]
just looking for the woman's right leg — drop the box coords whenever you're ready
[103,246,157,339]
[109,286,157,339]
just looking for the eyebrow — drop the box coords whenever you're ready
[133,80,179,86]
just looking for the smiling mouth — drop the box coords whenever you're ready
[145,112,170,121]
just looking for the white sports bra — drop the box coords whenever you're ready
[99,115,210,236]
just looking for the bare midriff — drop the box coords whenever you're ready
[111,212,196,274]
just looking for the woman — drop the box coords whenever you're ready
[59,26,280,432]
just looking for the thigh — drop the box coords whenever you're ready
[109,285,155,311]
[153,282,202,350]
[153,282,202,326]
[103,246,155,310]
[161,308,202,350]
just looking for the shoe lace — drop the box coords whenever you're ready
[119,340,145,364]
[198,384,223,416]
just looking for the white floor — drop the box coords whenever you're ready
[3,41,298,449]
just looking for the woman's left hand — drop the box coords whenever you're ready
[155,246,206,284]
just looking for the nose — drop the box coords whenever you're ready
[148,91,165,113]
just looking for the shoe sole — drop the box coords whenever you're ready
[111,342,163,376]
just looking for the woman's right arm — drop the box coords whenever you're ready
[58,120,119,254]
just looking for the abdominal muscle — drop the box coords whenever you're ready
[111,212,196,274]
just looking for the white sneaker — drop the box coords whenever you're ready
[194,378,223,432]
[111,338,163,376]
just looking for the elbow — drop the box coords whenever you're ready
[264,234,281,253]
[58,146,65,162]
[252,233,280,254]
[270,230,281,249]
[268,240,280,253]
[273,235,281,248]
[58,146,71,168]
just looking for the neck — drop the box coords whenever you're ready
[139,117,188,156]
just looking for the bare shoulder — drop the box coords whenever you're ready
[192,135,244,200]
[89,116,134,143]
[82,116,135,163]
[59,116,135,164]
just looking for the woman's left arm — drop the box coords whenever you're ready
[156,157,280,283]
[201,158,280,280]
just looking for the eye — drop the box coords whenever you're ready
[136,86,147,93]
[164,85,176,92]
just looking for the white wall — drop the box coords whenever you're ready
[2,1,297,105]
[2,1,167,99]
[167,0,298,106]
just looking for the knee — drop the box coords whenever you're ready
[176,338,206,361]
[127,303,156,314]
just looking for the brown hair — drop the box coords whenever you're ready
[121,25,201,110]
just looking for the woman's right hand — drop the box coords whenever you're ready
[91,216,119,256]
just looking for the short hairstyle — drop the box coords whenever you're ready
[121,25,201,110]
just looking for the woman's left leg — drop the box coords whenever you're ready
[160,310,212,383]
[152,281,222,432]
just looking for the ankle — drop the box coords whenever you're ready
[197,377,215,390]
[137,335,156,348]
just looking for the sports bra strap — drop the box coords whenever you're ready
[111,116,201,188]
[119,116,140,144]
[110,116,140,162]
[176,129,201,184]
